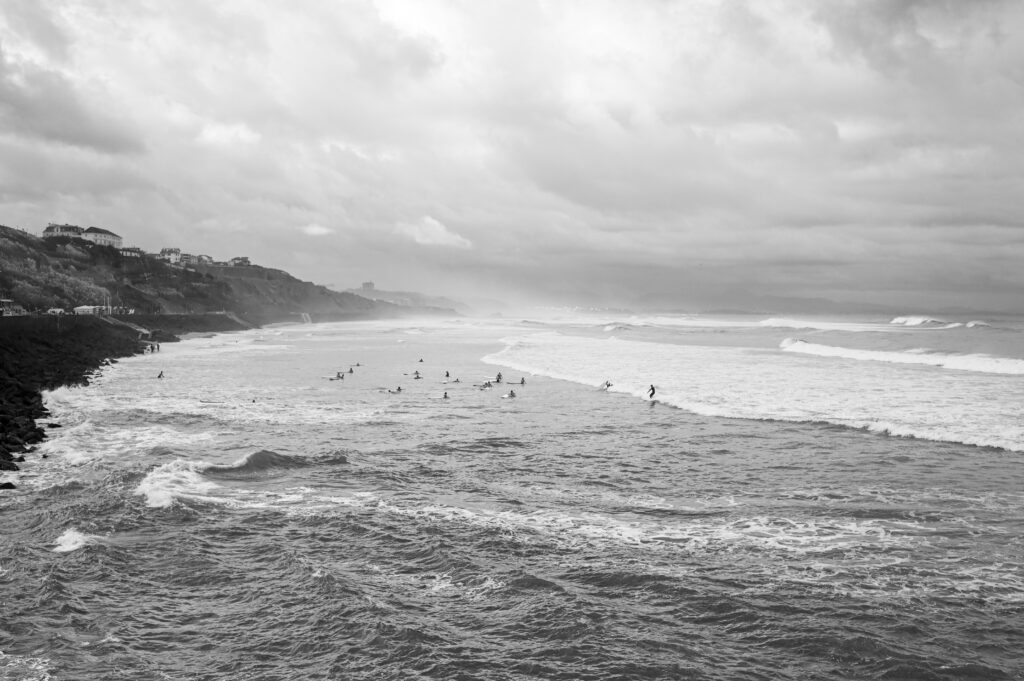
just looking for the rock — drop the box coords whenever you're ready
[0,481,16,490]
[0,460,20,472]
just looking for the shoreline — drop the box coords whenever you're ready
[0,314,253,489]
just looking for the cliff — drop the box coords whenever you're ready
[0,224,449,323]
[0,223,457,489]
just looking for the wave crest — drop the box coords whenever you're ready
[203,450,308,480]
[890,316,945,326]
[52,528,101,553]
[781,339,1024,375]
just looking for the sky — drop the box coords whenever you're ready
[2,0,1024,313]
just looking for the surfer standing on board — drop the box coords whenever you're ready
[647,384,655,399]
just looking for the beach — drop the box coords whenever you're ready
[1,314,1022,679]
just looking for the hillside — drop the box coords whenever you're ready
[0,225,449,324]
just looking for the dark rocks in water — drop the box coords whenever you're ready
[0,314,253,491]
[0,481,15,490]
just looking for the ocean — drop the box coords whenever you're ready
[2,313,1022,680]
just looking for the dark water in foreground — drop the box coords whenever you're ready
[2,318,1022,679]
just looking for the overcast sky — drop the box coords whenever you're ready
[2,1,1023,312]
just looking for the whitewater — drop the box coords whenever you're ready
[1,313,1022,680]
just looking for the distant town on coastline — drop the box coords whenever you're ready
[41,223,252,268]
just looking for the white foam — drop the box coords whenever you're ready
[52,528,100,553]
[484,331,1024,452]
[134,459,222,508]
[780,338,1024,375]
[625,315,758,329]
[0,652,53,681]
[890,316,946,326]
[759,318,891,332]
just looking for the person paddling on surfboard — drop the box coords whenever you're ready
[647,384,655,399]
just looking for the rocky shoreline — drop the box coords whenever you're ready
[0,314,252,489]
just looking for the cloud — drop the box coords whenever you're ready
[0,45,143,153]
[1,0,1023,311]
[302,223,334,236]
[395,216,472,249]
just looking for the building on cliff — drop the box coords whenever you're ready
[159,248,181,264]
[1,299,28,316]
[42,223,84,238]
[41,223,123,249]
[82,227,123,248]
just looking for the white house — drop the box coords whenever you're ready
[82,227,123,248]
[42,223,84,238]
[73,305,102,315]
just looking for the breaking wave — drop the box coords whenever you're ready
[888,316,963,329]
[52,528,102,553]
[203,449,309,480]
[485,331,1024,451]
[780,338,1024,375]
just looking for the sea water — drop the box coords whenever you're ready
[1,313,1022,680]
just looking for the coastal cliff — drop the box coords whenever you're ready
[0,223,459,488]
[0,224,450,322]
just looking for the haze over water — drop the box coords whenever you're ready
[2,313,1022,680]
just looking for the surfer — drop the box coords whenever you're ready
[336,371,343,379]
[520,377,525,386]
[443,392,449,399]
[349,367,354,373]
[496,372,503,383]
[647,384,656,399]
[157,371,164,379]
[600,380,612,390]
[445,370,450,378]
[509,390,516,398]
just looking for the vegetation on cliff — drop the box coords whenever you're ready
[0,224,445,324]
